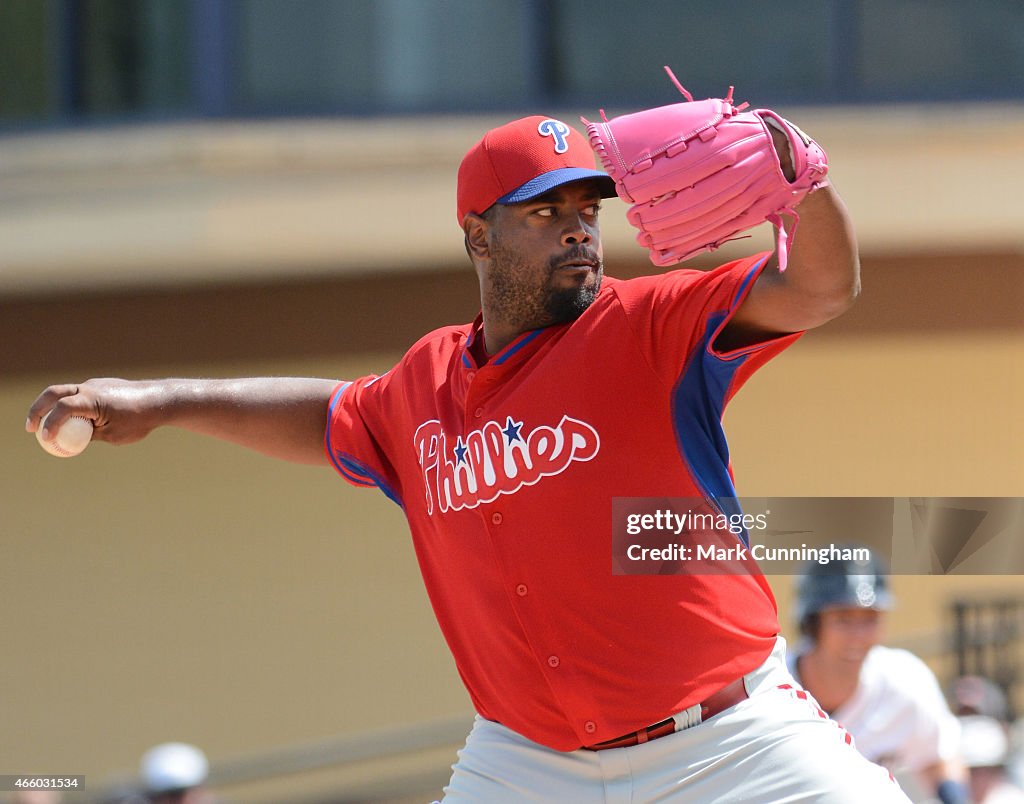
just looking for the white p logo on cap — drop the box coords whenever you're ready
[538,119,571,154]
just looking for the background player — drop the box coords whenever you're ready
[790,549,968,803]
[27,109,910,801]
[958,714,1024,803]
[138,742,214,804]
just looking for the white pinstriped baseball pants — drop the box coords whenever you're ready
[441,637,910,803]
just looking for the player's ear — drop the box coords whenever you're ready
[463,213,491,261]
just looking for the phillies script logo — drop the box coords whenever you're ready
[413,415,600,514]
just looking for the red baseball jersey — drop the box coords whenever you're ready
[326,252,802,750]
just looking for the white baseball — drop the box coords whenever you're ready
[36,412,94,458]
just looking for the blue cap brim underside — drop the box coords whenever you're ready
[497,168,616,205]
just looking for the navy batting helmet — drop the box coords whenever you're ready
[794,547,894,636]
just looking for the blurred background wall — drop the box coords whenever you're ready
[1,1,1022,802]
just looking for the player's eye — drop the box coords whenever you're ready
[534,207,555,217]
[583,203,601,216]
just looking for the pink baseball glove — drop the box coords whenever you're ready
[583,68,829,270]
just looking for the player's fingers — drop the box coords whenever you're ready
[26,384,96,437]
[26,384,78,433]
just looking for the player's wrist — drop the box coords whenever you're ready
[145,378,223,433]
[935,779,970,804]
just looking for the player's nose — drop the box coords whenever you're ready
[561,215,594,247]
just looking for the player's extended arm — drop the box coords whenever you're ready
[25,377,337,466]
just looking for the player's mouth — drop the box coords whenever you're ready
[552,245,600,269]
[551,249,601,275]
[555,260,599,274]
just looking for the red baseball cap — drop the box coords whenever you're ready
[456,116,616,225]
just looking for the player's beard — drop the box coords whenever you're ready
[486,237,603,331]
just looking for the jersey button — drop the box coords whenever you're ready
[474,406,484,417]
[491,512,503,525]
[467,371,476,382]
[547,655,560,668]
[584,721,597,734]
[516,584,528,597]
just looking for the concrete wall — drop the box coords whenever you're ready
[2,104,1022,296]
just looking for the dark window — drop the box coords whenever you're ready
[0,1,54,121]
[2,0,1022,128]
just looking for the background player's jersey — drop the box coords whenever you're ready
[789,644,962,772]
[327,253,802,750]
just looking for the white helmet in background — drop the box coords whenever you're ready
[140,742,209,794]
